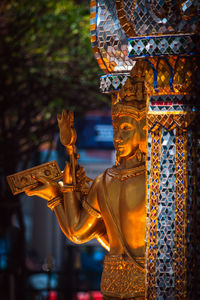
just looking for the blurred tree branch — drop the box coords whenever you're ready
[0,6,109,291]
[0,2,109,297]
[0,0,109,191]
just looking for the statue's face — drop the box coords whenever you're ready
[113,115,145,159]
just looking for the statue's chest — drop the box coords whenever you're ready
[104,175,144,218]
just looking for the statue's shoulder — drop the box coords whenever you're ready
[93,172,104,185]
[93,166,114,186]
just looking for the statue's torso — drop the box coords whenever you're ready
[97,167,146,258]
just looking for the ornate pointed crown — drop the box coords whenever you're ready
[111,61,147,121]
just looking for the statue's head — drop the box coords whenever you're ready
[112,102,146,162]
[111,61,147,163]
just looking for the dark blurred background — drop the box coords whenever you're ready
[0,1,114,299]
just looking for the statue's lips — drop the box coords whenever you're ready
[116,145,125,151]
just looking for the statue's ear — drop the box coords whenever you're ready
[138,119,147,155]
[139,137,147,156]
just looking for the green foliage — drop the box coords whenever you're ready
[0,0,109,181]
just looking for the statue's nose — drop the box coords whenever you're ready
[114,132,123,143]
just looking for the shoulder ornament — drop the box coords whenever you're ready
[106,163,145,181]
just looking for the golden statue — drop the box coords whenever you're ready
[24,64,147,299]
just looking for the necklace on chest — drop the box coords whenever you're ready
[106,162,145,181]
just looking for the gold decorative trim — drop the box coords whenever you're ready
[60,185,76,192]
[148,112,196,131]
[174,128,188,299]
[114,0,137,37]
[101,254,145,298]
[61,185,90,194]
[150,0,171,19]
[192,129,198,298]
[82,199,101,218]
[106,163,145,181]
[47,196,63,211]
[112,103,146,120]
[148,111,190,115]
[146,128,162,299]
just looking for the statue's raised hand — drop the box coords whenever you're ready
[25,176,61,201]
[57,110,77,151]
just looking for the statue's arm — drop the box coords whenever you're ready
[54,172,109,251]
[25,110,110,250]
[25,175,109,251]
[54,200,109,249]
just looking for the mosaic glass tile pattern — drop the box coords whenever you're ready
[145,130,153,282]
[115,0,199,37]
[128,35,197,57]
[174,128,187,299]
[144,56,196,95]
[146,129,162,299]
[147,112,195,132]
[155,128,176,299]
[148,94,199,112]
[196,125,200,298]
[90,0,134,73]
[186,128,197,299]
[90,1,106,73]
[100,73,130,93]
[146,113,196,299]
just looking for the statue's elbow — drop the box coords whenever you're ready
[69,227,93,244]
[69,227,85,244]
[63,231,86,244]
[60,218,92,244]
[60,226,82,244]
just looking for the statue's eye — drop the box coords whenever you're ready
[120,123,134,131]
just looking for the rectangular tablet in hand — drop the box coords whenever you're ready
[7,161,62,195]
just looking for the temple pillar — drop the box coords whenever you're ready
[89,0,200,298]
[143,54,199,299]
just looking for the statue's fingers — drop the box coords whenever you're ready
[25,189,32,196]
[25,188,38,196]
[32,175,51,185]
[69,111,74,127]
[57,113,61,122]
[63,162,73,184]
[63,110,68,120]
